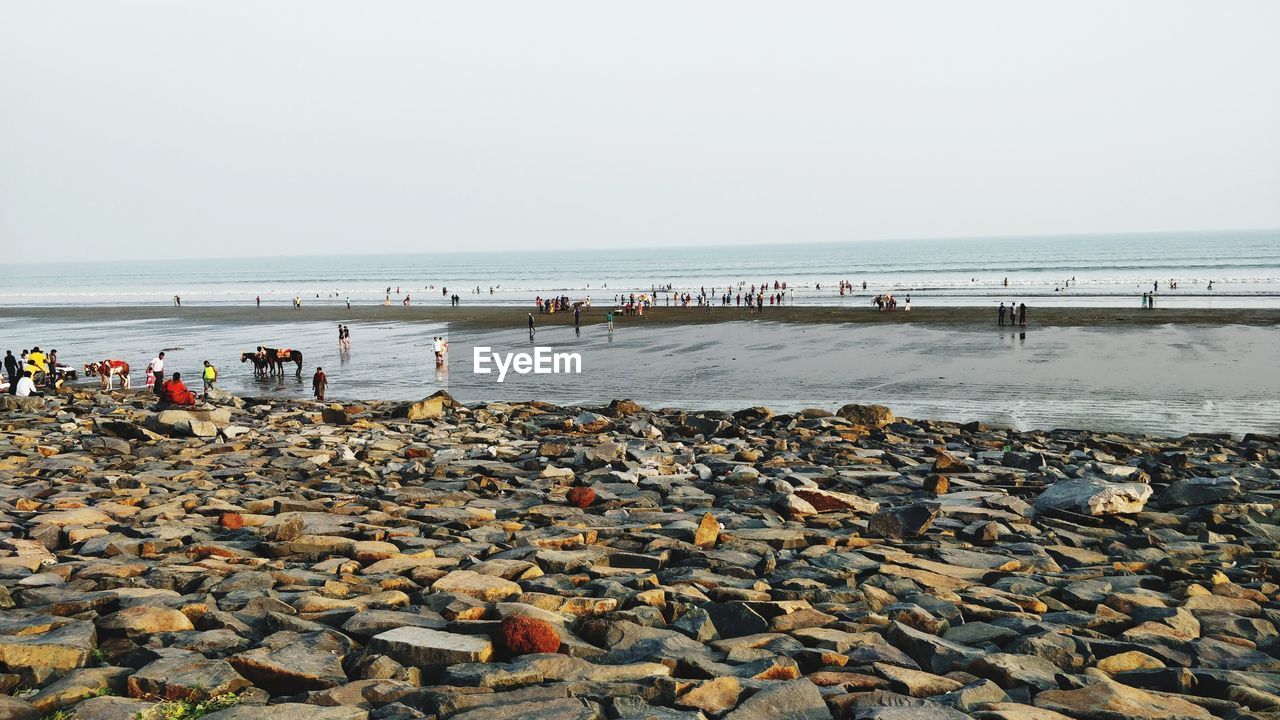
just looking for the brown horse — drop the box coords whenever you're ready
[243,347,303,376]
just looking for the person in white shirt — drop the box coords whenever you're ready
[15,371,40,397]
[147,352,166,395]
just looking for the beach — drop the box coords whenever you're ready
[4,305,1278,436]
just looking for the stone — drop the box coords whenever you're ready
[868,503,939,539]
[433,570,523,601]
[724,678,831,719]
[837,403,895,428]
[1035,479,1152,516]
[368,627,494,666]
[498,616,561,655]
[98,605,194,635]
[1034,675,1213,720]
[566,486,596,508]
[128,652,251,701]
[677,676,742,714]
[392,395,445,420]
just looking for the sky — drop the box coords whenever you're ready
[2,1,1278,263]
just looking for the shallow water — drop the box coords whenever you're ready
[6,313,1276,436]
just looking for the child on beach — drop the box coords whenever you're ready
[202,361,217,397]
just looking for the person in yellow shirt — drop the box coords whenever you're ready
[25,346,47,381]
[202,360,218,397]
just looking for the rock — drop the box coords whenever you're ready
[29,666,130,713]
[204,704,370,720]
[0,695,39,720]
[433,570,523,602]
[392,396,444,421]
[1035,479,1152,516]
[129,652,251,701]
[228,632,351,693]
[63,695,155,720]
[98,605,194,635]
[694,513,720,548]
[837,403,895,428]
[677,676,742,714]
[566,486,596,509]
[1157,476,1241,507]
[0,621,96,684]
[498,616,561,656]
[368,627,494,666]
[724,678,831,719]
[868,503,939,539]
[1034,675,1213,720]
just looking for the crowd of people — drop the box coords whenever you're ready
[3,347,72,396]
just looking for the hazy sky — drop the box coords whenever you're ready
[2,1,1278,263]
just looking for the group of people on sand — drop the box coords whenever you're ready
[3,347,79,395]
[143,351,218,405]
[998,302,1028,326]
[873,294,909,311]
[535,295,580,314]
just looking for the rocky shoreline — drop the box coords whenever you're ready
[1,390,1278,720]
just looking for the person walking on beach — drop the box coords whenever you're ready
[1148,293,1155,309]
[4,351,17,394]
[606,310,614,332]
[201,360,217,397]
[1018,302,1027,326]
[147,352,165,395]
[574,305,581,328]
[312,367,327,401]
[528,312,536,340]
[256,295,261,308]
[998,302,1007,326]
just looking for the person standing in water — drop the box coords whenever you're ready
[312,367,327,401]
[256,295,261,308]
[147,352,166,395]
[201,360,217,397]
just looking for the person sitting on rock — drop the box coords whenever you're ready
[160,372,197,406]
[14,370,41,398]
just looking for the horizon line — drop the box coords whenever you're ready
[7,226,1277,268]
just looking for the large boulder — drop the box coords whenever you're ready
[0,395,48,411]
[392,395,445,421]
[147,406,233,436]
[1035,479,1152,516]
[837,403,895,428]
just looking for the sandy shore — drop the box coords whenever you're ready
[4,304,1280,329]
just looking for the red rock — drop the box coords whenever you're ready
[220,512,244,530]
[498,615,561,655]
[406,447,434,459]
[566,487,596,509]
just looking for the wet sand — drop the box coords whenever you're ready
[5,305,1277,435]
[4,303,1280,329]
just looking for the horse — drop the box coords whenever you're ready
[240,352,270,377]
[244,347,303,376]
[84,360,130,390]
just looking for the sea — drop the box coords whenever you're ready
[4,229,1280,308]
